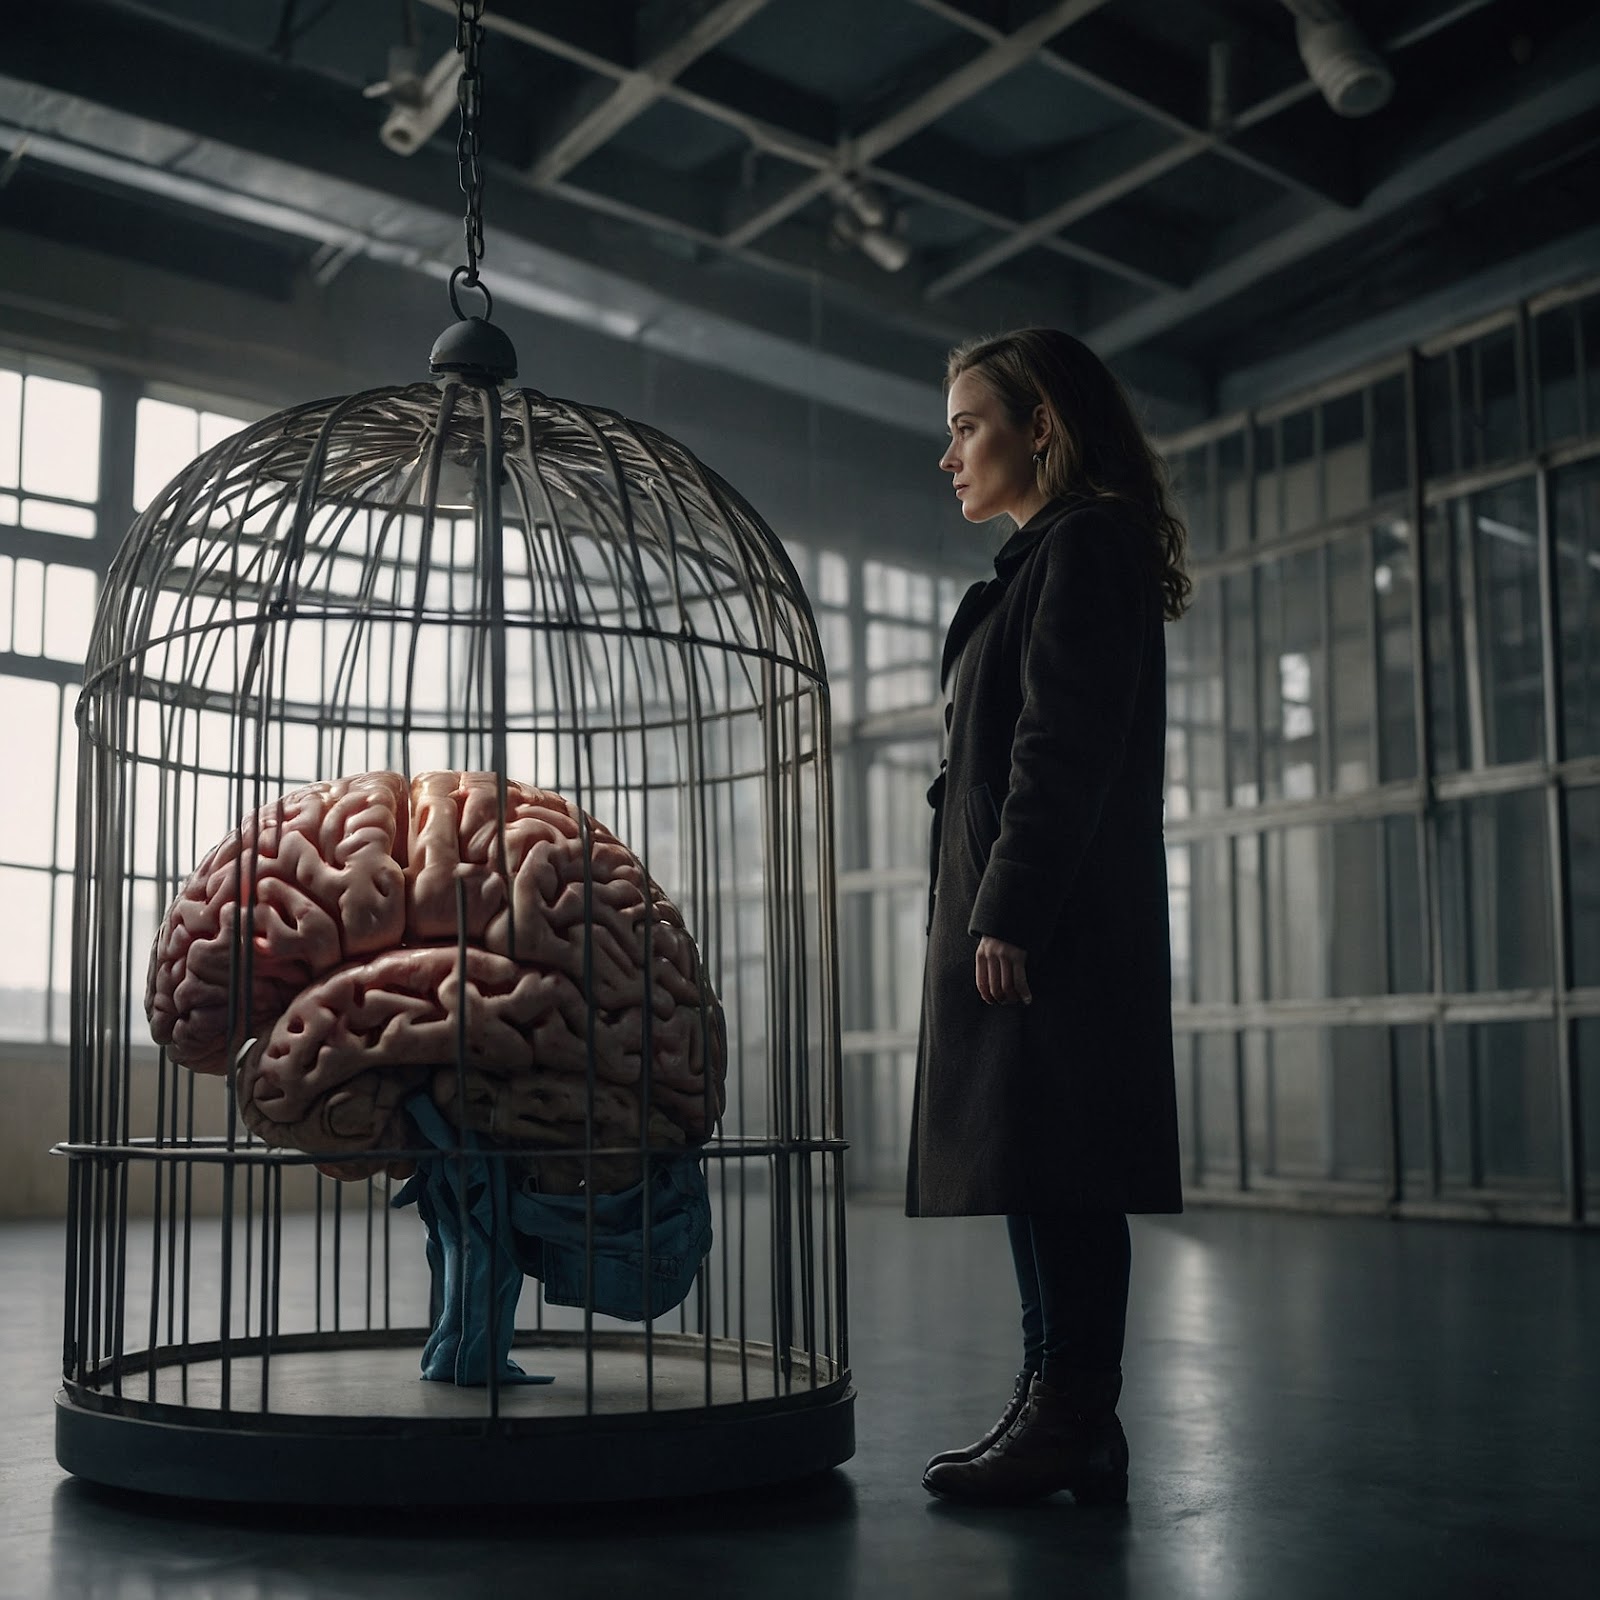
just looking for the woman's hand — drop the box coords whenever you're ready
[975,934,1031,1005]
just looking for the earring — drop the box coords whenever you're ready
[1032,450,1045,464]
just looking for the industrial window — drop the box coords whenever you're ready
[0,362,250,1045]
[133,396,245,512]
[0,368,100,539]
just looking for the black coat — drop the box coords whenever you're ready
[905,496,1183,1218]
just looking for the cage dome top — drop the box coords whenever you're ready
[89,380,824,700]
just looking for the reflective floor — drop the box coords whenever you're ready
[3,1201,1596,1599]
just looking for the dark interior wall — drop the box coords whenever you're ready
[0,223,988,576]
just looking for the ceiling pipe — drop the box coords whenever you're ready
[1280,0,1395,117]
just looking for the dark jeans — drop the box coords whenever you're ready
[1006,1211,1131,1383]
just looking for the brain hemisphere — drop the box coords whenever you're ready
[147,771,726,1187]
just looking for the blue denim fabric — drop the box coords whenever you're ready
[510,1153,712,1323]
[389,1099,556,1386]
[391,1095,712,1386]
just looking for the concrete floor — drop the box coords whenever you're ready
[2,1200,1597,1600]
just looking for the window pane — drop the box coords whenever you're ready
[1568,784,1600,988]
[1474,326,1524,466]
[1253,421,1280,540]
[1218,430,1249,549]
[1579,1018,1600,1195]
[863,559,933,621]
[0,678,62,867]
[43,564,96,661]
[1329,1025,1389,1183]
[1260,550,1322,802]
[1265,824,1327,1000]
[1197,1030,1238,1181]
[1328,531,1373,791]
[1385,815,1427,993]
[1583,292,1600,439]
[1224,571,1256,805]
[50,873,72,1045]
[1371,374,1409,498]
[21,499,95,537]
[56,686,77,867]
[1535,304,1581,446]
[1440,1021,1561,1196]
[1471,479,1543,765]
[1252,1028,1372,1181]
[1281,407,1318,532]
[1168,843,1191,1003]
[12,558,44,656]
[134,397,201,514]
[1373,517,1418,781]
[1248,1024,1324,1177]
[21,375,100,501]
[1235,832,1262,1003]
[817,550,849,607]
[1393,1025,1431,1190]
[865,740,939,874]
[1420,349,1455,480]
[1178,443,1216,557]
[1175,1034,1196,1172]
[1425,503,1465,775]
[1328,819,1385,997]
[1553,459,1600,759]
[1192,835,1232,1004]
[1437,789,1551,992]
[1168,584,1224,815]
[1322,389,1367,521]
[199,410,244,452]
[1428,482,1544,772]
[0,865,51,1040]
[0,369,20,487]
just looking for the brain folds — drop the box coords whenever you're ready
[146,771,725,1186]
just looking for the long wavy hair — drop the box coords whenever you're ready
[946,328,1192,621]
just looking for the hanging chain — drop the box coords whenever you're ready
[451,0,489,317]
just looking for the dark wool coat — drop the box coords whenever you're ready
[905,496,1183,1218]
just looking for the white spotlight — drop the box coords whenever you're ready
[827,178,911,272]
[367,48,463,156]
[1283,2,1394,118]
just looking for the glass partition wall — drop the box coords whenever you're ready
[5,271,1598,1224]
[1166,275,1600,1225]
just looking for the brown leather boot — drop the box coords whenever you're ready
[921,1370,1129,1507]
[922,1369,1036,1475]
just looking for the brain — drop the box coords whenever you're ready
[146,771,726,1191]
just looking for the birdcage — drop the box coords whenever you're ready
[53,314,852,1503]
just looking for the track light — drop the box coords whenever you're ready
[365,45,463,156]
[1281,0,1394,118]
[827,177,911,273]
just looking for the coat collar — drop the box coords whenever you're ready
[992,494,1085,579]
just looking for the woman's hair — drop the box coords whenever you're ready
[946,328,1192,621]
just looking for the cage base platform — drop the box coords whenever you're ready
[57,1331,854,1505]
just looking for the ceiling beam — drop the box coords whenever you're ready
[439,0,1174,296]
[1086,50,1600,358]
[907,0,1498,210]
[918,0,1518,300]
[520,0,769,186]
[926,120,1191,298]
[720,0,1112,250]
[0,115,948,428]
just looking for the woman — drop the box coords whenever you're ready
[908,328,1190,1508]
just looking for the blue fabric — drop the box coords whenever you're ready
[389,1099,554,1386]
[509,1152,712,1323]
[391,1094,712,1386]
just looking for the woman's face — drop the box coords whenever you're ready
[939,368,1042,524]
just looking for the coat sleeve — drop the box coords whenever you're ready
[969,514,1148,952]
